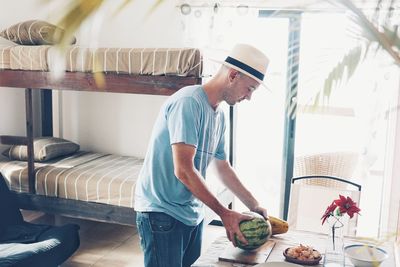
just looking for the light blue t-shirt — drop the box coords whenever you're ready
[134,85,227,226]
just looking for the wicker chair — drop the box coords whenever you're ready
[293,152,359,189]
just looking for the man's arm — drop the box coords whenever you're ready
[213,158,268,219]
[171,143,252,245]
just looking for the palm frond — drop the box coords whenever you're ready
[145,0,164,19]
[310,0,400,110]
[111,0,134,18]
[337,0,400,65]
[313,91,321,109]
[44,0,163,86]
[57,0,104,49]
[321,45,363,98]
[383,25,400,49]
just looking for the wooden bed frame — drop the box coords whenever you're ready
[0,69,233,225]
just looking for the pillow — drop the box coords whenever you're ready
[0,20,76,45]
[2,137,79,162]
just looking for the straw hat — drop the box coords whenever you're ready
[221,43,269,88]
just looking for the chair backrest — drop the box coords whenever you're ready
[287,175,361,237]
[294,152,359,179]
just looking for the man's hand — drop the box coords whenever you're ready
[251,206,269,220]
[220,209,254,247]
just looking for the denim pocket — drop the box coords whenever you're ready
[149,212,176,233]
[136,214,147,250]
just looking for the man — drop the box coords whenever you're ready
[134,43,270,267]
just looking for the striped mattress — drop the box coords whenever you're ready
[0,42,16,69]
[0,151,143,208]
[0,45,202,77]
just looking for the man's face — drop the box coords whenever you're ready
[223,71,260,106]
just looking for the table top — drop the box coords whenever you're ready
[192,230,396,267]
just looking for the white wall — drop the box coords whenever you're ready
[1,0,186,158]
[57,0,186,157]
[0,0,50,153]
[0,88,26,155]
[59,91,167,157]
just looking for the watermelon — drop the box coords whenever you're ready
[234,211,271,251]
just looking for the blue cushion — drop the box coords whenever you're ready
[0,224,80,267]
[0,176,23,237]
[0,174,80,266]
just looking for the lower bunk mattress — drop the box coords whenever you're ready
[0,151,143,208]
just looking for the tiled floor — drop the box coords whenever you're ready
[22,211,225,267]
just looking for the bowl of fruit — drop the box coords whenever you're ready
[283,244,322,266]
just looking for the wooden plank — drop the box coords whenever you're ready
[0,135,28,145]
[218,240,276,265]
[0,70,201,95]
[14,192,136,225]
[25,89,35,194]
[40,89,53,136]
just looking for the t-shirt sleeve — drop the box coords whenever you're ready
[167,97,200,147]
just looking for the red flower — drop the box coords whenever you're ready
[321,195,361,225]
[321,201,337,225]
[333,195,361,219]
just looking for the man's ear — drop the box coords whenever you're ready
[228,69,240,83]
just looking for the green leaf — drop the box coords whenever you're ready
[56,0,104,49]
[335,0,400,66]
[111,0,134,18]
[145,0,164,19]
[383,25,400,49]
[322,46,364,99]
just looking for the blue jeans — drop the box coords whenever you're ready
[136,211,203,267]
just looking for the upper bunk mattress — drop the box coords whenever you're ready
[0,46,16,69]
[0,45,202,77]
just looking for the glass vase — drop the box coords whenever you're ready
[323,217,345,267]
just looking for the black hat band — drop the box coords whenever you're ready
[225,56,264,81]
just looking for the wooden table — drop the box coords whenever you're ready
[192,230,396,266]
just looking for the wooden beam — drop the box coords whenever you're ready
[0,70,201,95]
[40,89,53,136]
[0,135,28,145]
[25,89,35,194]
[15,192,136,225]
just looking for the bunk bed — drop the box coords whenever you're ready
[0,43,233,225]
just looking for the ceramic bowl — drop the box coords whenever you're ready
[344,244,388,267]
